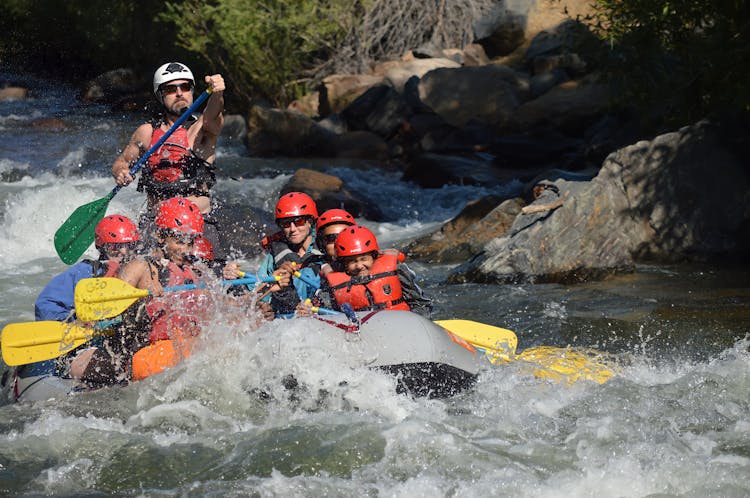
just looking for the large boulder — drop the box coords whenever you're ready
[512,78,610,134]
[340,85,411,138]
[406,196,524,263]
[524,1,597,53]
[81,68,145,104]
[450,121,750,284]
[473,4,527,57]
[318,74,386,116]
[418,65,528,129]
[246,105,337,157]
[373,58,461,92]
[334,131,390,160]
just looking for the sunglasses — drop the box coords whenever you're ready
[322,233,339,244]
[103,242,137,252]
[161,82,193,94]
[278,217,309,229]
[159,229,197,245]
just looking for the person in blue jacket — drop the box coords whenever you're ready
[34,214,140,321]
[257,192,325,315]
[9,215,141,389]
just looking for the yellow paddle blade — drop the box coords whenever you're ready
[516,346,616,385]
[435,319,518,362]
[1,321,104,366]
[75,277,149,321]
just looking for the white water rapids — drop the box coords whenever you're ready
[0,70,748,497]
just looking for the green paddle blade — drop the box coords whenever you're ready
[75,277,150,321]
[1,321,107,366]
[54,191,115,264]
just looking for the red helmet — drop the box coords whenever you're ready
[155,197,204,234]
[275,192,318,220]
[95,215,139,246]
[316,208,355,232]
[191,236,214,261]
[335,225,379,258]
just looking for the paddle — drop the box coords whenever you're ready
[303,300,344,316]
[435,319,517,362]
[54,89,213,265]
[1,318,120,366]
[436,319,614,384]
[74,275,279,321]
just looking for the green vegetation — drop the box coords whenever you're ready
[586,0,750,128]
[160,0,368,106]
[2,0,747,127]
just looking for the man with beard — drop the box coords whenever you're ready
[111,62,227,257]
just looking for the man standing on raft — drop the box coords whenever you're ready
[111,62,227,258]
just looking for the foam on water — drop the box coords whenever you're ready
[2,321,750,496]
[0,176,142,270]
[0,158,29,174]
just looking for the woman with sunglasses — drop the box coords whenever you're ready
[254,192,327,316]
[110,62,227,258]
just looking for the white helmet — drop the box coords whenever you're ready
[152,62,195,96]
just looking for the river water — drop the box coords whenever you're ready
[1,71,749,496]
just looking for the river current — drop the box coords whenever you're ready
[1,71,749,496]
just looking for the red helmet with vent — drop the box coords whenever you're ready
[335,225,379,258]
[95,215,139,246]
[316,208,355,232]
[155,197,204,234]
[275,192,318,220]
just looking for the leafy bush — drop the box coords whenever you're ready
[160,0,367,107]
[586,0,750,127]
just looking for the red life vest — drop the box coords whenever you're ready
[103,261,120,277]
[325,251,410,312]
[146,126,192,182]
[138,123,216,200]
[85,259,120,278]
[145,261,208,343]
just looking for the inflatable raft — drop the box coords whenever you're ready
[2,310,486,403]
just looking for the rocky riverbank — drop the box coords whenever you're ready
[8,0,748,283]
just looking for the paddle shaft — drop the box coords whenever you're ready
[80,276,278,305]
[238,269,317,289]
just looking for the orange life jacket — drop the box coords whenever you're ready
[325,251,410,312]
[131,337,195,381]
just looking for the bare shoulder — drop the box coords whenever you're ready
[118,258,152,285]
[131,122,154,143]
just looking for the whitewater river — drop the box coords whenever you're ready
[1,71,749,496]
